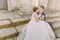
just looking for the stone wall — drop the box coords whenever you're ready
[38,0,48,9]
[0,0,8,10]
[19,0,32,14]
[10,0,32,15]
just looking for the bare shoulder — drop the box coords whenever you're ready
[32,12,37,16]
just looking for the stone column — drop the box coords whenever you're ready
[7,0,12,11]
[35,0,38,7]
[55,0,60,10]
[32,0,38,7]
[47,0,56,10]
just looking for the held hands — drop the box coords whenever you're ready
[35,18,39,22]
[34,15,41,22]
[36,17,42,22]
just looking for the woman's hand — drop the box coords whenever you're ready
[36,18,40,22]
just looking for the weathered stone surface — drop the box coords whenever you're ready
[15,24,27,32]
[0,27,18,39]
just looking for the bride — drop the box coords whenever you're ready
[17,7,56,40]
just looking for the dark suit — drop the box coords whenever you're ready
[41,12,45,21]
[37,12,56,36]
[37,12,45,21]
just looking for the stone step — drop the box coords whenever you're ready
[53,23,60,28]
[55,29,60,38]
[10,16,30,23]
[46,16,60,20]
[46,12,60,17]
[57,38,60,40]
[0,20,11,25]
[0,27,18,40]
[0,24,27,40]
[15,24,27,32]
[47,18,60,22]
[0,16,30,29]
[0,12,31,20]
[0,13,22,19]
[0,10,8,13]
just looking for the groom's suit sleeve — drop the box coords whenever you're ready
[42,12,45,21]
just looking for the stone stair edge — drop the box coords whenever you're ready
[0,19,29,29]
[0,32,18,40]
[0,27,19,40]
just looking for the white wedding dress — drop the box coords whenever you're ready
[17,13,56,40]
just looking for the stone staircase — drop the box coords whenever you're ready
[45,10,60,38]
[0,11,60,40]
[0,12,31,40]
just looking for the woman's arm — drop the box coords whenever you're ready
[33,13,39,22]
